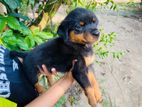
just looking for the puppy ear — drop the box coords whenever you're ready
[57,21,69,42]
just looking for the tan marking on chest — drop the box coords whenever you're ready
[84,55,95,66]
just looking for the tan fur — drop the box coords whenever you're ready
[69,31,86,44]
[92,18,96,22]
[84,32,98,44]
[69,31,98,45]
[84,71,102,107]
[87,71,102,103]
[80,21,85,26]
[84,55,95,66]
[85,87,97,107]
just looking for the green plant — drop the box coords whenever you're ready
[0,15,54,50]
[65,0,117,13]
[94,29,125,59]
[68,95,76,105]
[54,96,66,107]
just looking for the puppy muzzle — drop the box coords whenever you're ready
[91,29,100,37]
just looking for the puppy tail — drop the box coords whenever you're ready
[10,51,28,59]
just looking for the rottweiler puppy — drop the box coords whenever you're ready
[10,8,102,107]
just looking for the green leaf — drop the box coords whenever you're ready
[54,96,66,107]
[6,16,21,31]
[34,36,43,45]
[4,0,21,10]
[78,0,84,6]
[36,32,54,40]
[32,28,40,35]
[112,51,125,59]
[0,17,6,32]
[25,36,35,48]
[13,34,30,50]
[2,36,17,45]
[25,36,31,48]
[29,0,35,7]
[9,13,30,21]
[17,39,29,50]
[19,22,32,35]
[102,99,110,107]
[28,36,35,47]
[2,30,13,37]
[1,32,17,48]
[4,44,18,50]
[113,4,117,10]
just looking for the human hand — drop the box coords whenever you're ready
[26,59,77,107]
[37,59,77,87]
[37,65,57,86]
[38,65,57,77]
[38,59,77,77]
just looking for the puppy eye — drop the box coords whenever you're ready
[80,21,85,26]
[92,18,96,23]
[74,25,82,33]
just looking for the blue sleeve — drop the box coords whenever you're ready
[0,45,39,106]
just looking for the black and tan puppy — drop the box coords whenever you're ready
[11,8,102,107]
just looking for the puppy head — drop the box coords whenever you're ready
[57,8,100,45]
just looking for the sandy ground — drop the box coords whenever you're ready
[95,13,142,107]
[53,7,142,107]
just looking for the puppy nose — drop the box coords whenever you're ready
[91,29,100,36]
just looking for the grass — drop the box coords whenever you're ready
[54,96,66,107]
[116,2,142,14]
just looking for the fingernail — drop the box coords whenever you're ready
[42,65,45,68]
[51,68,56,72]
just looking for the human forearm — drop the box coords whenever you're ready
[25,72,74,107]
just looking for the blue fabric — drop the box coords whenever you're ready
[0,46,39,106]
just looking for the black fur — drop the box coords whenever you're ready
[10,8,99,89]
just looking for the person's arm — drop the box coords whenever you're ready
[25,71,74,107]
[25,60,77,107]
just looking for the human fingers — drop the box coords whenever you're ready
[41,65,51,76]
[51,68,57,75]
[42,65,57,76]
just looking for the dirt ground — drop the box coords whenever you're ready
[53,6,142,107]
[95,12,142,107]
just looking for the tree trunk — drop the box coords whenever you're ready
[30,0,63,31]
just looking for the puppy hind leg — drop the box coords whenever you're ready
[84,87,97,107]
[87,71,102,103]
[72,71,97,107]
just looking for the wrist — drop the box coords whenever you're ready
[59,74,74,91]
[64,72,74,82]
